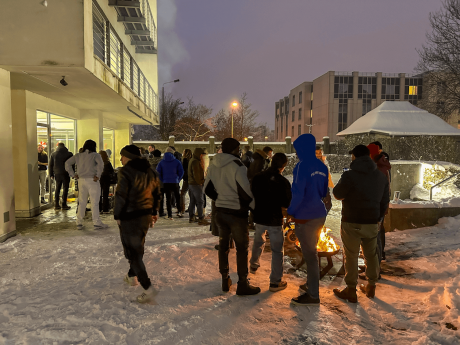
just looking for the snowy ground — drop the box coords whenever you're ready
[1,175,460,344]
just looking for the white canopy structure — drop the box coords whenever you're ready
[337,101,460,137]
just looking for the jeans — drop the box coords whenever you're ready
[295,217,326,299]
[55,173,70,207]
[76,178,102,226]
[164,183,181,217]
[38,170,47,198]
[250,224,284,284]
[180,181,189,213]
[119,215,152,290]
[341,222,379,288]
[188,184,204,219]
[99,177,111,212]
[377,216,386,263]
[216,212,249,282]
[159,187,165,215]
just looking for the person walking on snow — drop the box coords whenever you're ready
[249,152,292,292]
[65,139,107,230]
[332,144,389,303]
[49,142,73,210]
[204,138,261,295]
[114,145,161,304]
[288,134,329,306]
[156,147,184,219]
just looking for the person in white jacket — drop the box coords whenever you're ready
[65,139,107,229]
[204,138,260,296]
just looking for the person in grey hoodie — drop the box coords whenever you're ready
[65,139,106,230]
[204,138,260,296]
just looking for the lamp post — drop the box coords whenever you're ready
[161,79,180,139]
[231,101,238,138]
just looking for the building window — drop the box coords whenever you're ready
[291,126,294,137]
[280,101,284,115]
[362,99,371,116]
[285,99,289,114]
[286,116,288,135]
[298,108,302,120]
[298,124,301,136]
[334,76,353,99]
[404,77,423,105]
[292,111,295,122]
[381,77,400,100]
[338,99,348,132]
[292,95,295,107]
[299,91,302,103]
[358,77,376,99]
[92,4,106,62]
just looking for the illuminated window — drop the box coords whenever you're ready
[409,86,418,95]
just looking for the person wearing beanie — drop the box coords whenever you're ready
[156,147,184,219]
[249,153,292,293]
[114,144,161,304]
[65,139,106,229]
[204,137,261,296]
[332,144,389,303]
[188,147,209,225]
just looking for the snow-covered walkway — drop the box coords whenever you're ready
[2,204,460,345]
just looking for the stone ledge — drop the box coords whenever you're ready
[384,207,460,231]
[0,230,17,243]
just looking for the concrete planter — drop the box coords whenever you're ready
[384,206,460,231]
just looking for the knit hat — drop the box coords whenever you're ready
[221,138,240,154]
[153,149,162,157]
[120,144,141,160]
[351,145,370,158]
[367,144,380,158]
[166,146,175,153]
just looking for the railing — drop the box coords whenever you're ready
[430,172,460,200]
[140,0,157,46]
[92,2,158,115]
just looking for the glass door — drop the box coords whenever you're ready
[103,128,115,166]
[37,122,53,204]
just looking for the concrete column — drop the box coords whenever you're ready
[114,122,131,169]
[399,73,406,101]
[323,136,330,154]
[168,135,175,148]
[248,136,254,151]
[376,72,382,105]
[208,136,215,154]
[77,110,103,151]
[285,136,292,154]
[11,89,41,218]
[0,68,16,241]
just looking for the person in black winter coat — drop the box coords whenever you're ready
[49,142,73,210]
[249,153,292,292]
[99,150,114,213]
[247,146,273,182]
[180,149,192,213]
[332,144,389,303]
[241,145,254,168]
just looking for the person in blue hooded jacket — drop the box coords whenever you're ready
[156,148,184,220]
[288,134,329,306]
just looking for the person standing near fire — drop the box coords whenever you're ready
[287,134,329,306]
[332,144,389,302]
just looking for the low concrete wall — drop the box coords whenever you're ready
[390,162,422,200]
[384,206,460,231]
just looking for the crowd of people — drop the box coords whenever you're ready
[37,135,392,306]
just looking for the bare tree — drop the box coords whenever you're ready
[159,93,185,140]
[416,0,460,122]
[172,98,214,141]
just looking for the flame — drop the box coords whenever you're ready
[291,225,340,252]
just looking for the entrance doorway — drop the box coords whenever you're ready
[103,128,115,166]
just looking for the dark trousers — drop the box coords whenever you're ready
[163,183,181,217]
[180,181,189,213]
[119,215,152,290]
[55,173,70,207]
[159,187,165,215]
[216,212,249,282]
[99,178,111,212]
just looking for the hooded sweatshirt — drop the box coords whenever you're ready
[188,148,205,185]
[204,153,255,217]
[156,152,184,184]
[65,150,104,179]
[287,134,329,221]
[333,155,390,224]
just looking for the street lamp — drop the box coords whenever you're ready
[231,101,238,138]
[161,79,180,139]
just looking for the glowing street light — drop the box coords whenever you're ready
[231,101,238,138]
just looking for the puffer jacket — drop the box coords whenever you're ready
[247,149,269,181]
[49,146,73,176]
[114,158,161,220]
[188,148,205,185]
[204,153,254,217]
[156,152,184,184]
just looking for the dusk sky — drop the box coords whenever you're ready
[157,0,443,129]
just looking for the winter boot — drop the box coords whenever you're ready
[61,204,71,210]
[198,218,210,226]
[177,212,183,218]
[236,280,261,296]
[269,281,287,292]
[222,276,232,292]
[359,283,376,298]
[291,293,320,306]
[54,203,61,210]
[137,285,158,304]
[189,217,195,223]
[333,286,358,303]
[123,274,139,286]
